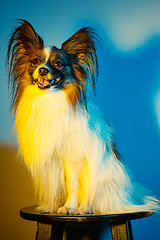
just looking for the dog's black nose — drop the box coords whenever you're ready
[39,67,49,76]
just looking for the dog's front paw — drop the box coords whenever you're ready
[57,205,77,215]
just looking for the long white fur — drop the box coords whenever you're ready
[15,84,159,214]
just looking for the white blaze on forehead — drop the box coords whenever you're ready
[44,46,52,62]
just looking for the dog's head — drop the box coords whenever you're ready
[7,20,98,110]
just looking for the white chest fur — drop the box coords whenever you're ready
[15,86,72,171]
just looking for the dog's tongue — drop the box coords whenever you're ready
[37,79,51,88]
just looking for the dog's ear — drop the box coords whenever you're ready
[7,20,44,111]
[62,28,96,54]
[61,28,98,102]
[8,19,44,56]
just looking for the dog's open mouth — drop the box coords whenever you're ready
[34,77,61,89]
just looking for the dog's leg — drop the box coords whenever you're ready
[77,159,92,214]
[57,160,79,215]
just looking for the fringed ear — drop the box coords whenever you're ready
[61,28,99,105]
[7,19,44,57]
[7,19,44,110]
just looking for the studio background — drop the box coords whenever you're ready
[0,0,160,239]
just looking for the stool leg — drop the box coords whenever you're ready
[110,220,133,240]
[36,222,64,240]
[36,222,52,240]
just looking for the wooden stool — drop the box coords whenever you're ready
[20,205,152,240]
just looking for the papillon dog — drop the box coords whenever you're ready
[7,19,159,214]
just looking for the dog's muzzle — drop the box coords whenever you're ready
[34,67,61,89]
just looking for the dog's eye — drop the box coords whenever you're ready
[54,60,64,69]
[31,57,39,66]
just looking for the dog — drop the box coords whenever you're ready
[7,19,159,214]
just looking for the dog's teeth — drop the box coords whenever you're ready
[49,78,60,86]
[50,80,55,85]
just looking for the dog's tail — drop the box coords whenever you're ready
[92,156,160,214]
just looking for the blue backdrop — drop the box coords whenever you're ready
[0,0,160,239]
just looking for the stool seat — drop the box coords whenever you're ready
[20,205,153,240]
